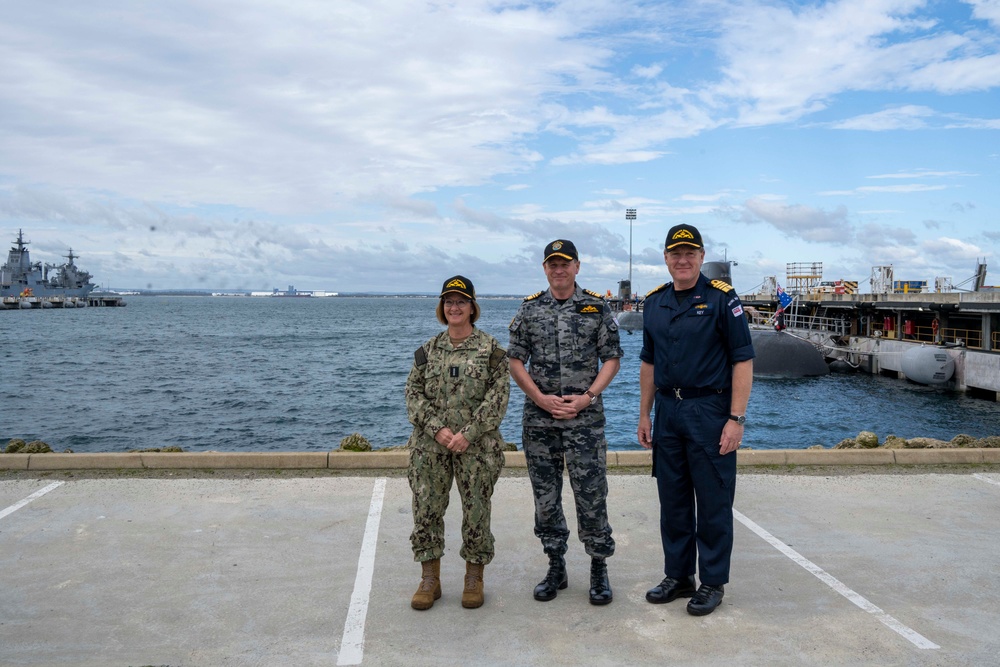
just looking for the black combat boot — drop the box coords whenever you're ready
[533,554,567,601]
[589,557,613,605]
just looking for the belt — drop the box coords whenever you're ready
[657,386,728,400]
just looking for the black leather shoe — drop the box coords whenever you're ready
[686,584,725,616]
[588,557,613,606]
[645,575,696,604]
[533,555,567,601]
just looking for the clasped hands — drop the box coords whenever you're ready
[536,393,590,420]
[435,427,471,453]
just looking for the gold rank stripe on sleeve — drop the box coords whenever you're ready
[710,279,735,293]
[645,283,668,297]
[523,291,543,301]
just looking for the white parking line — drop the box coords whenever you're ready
[973,473,1000,487]
[734,508,940,650]
[337,477,387,666]
[0,481,65,521]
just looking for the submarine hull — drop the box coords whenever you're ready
[750,329,830,378]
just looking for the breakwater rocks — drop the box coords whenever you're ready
[5,439,55,454]
[334,433,517,452]
[5,434,997,455]
[830,432,1000,450]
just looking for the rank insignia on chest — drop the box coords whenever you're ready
[449,366,459,377]
[578,304,602,315]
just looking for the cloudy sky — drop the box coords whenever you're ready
[2,0,998,294]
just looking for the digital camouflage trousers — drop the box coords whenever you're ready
[408,447,504,564]
[523,424,615,559]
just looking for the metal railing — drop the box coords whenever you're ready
[747,307,994,351]
[779,312,851,336]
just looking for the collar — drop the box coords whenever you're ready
[543,284,582,304]
[665,273,708,311]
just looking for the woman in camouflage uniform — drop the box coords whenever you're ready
[405,275,510,610]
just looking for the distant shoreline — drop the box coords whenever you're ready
[111,291,526,298]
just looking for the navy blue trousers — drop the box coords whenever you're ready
[652,391,736,586]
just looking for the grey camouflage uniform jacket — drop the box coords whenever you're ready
[508,285,623,428]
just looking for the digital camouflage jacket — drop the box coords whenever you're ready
[405,328,510,453]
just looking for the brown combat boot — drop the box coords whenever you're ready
[411,559,442,610]
[462,561,485,609]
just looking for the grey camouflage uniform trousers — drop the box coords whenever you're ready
[523,423,614,559]
[508,285,620,560]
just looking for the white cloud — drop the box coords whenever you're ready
[967,0,1000,26]
[551,150,667,166]
[0,1,618,214]
[710,0,1000,127]
[819,183,949,195]
[921,236,984,265]
[632,64,664,79]
[737,198,853,244]
[1,1,997,292]
[829,105,936,130]
[857,184,950,193]
[868,170,969,179]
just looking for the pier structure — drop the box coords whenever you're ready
[0,294,125,310]
[741,288,1000,400]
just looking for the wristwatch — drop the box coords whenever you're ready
[585,390,598,405]
[729,414,746,426]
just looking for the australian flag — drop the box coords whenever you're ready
[777,285,793,310]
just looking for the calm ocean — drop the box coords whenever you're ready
[3,296,999,452]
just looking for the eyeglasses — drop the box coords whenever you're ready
[444,298,471,308]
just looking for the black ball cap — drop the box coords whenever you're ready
[665,224,703,250]
[543,239,579,262]
[440,275,475,300]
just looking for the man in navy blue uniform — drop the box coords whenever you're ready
[637,223,754,616]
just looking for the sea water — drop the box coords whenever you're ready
[2,296,999,452]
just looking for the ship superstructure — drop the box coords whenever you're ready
[0,229,96,298]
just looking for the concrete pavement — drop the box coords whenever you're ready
[2,456,1000,666]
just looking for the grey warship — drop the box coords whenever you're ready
[1,229,96,298]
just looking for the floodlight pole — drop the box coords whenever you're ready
[625,208,637,288]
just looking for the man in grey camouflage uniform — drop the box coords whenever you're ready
[406,275,510,610]
[508,240,622,605]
